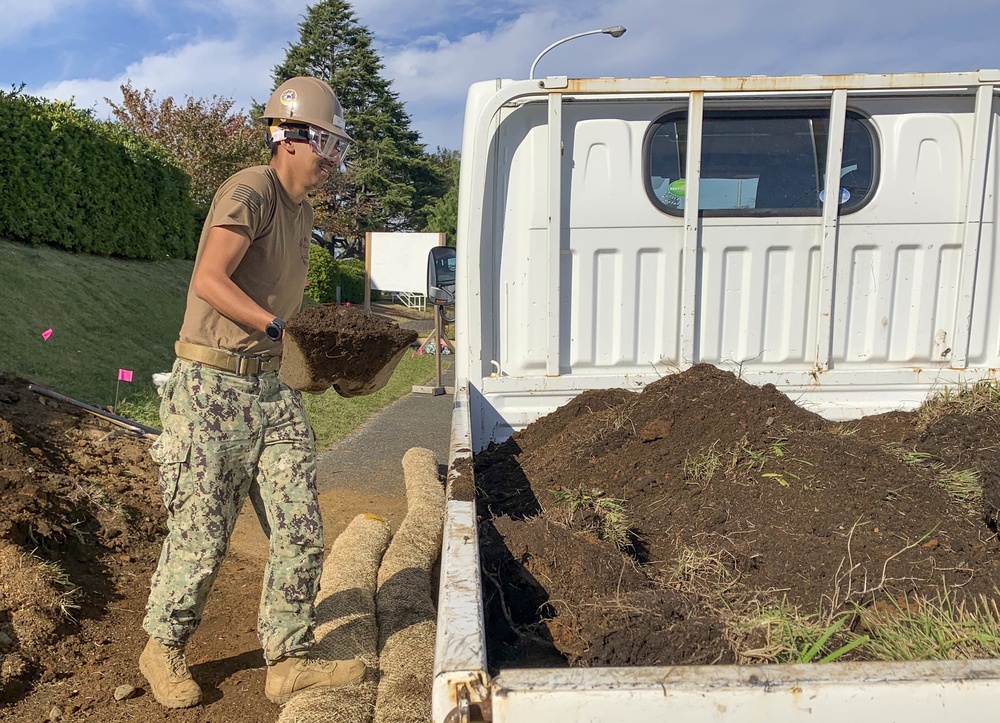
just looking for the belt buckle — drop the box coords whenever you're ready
[234,353,258,376]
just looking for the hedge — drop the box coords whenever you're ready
[305,244,373,304]
[0,89,197,259]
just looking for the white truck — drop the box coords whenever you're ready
[433,70,1000,722]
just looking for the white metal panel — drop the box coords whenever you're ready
[951,85,996,366]
[491,662,1000,722]
[697,225,821,366]
[968,222,999,364]
[844,97,972,224]
[432,500,489,722]
[564,230,684,372]
[433,385,491,721]
[830,230,963,365]
[546,91,563,376]
[816,89,847,370]
[681,92,704,368]
[492,93,996,383]
[565,107,686,228]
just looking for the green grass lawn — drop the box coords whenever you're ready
[0,237,446,447]
[0,238,190,405]
[304,351,443,449]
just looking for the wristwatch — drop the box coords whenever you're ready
[265,317,285,341]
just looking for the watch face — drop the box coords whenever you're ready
[267,324,280,341]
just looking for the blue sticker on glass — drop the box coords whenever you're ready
[819,187,851,204]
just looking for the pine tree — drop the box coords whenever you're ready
[272,0,445,257]
[422,147,460,247]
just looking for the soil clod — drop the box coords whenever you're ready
[279,305,417,395]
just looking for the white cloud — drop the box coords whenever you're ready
[0,0,86,43]
[373,0,1000,149]
[15,0,1000,153]
[353,0,530,40]
[35,35,286,117]
[27,0,313,115]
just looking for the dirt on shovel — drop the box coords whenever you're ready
[279,305,417,395]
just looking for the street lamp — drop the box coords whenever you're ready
[528,25,627,81]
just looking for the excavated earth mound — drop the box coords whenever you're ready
[0,373,285,722]
[0,373,164,715]
[475,364,1000,670]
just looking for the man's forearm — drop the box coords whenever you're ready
[193,273,274,334]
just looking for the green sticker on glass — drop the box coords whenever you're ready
[667,179,686,197]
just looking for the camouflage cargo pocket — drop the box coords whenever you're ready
[149,433,191,513]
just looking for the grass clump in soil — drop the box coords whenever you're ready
[549,487,631,551]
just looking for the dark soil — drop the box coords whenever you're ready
[475,364,1000,670]
[0,372,291,722]
[282,304,417,393]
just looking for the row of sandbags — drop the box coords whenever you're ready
[278,447,444,723]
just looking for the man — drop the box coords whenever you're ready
[139,76,363,708]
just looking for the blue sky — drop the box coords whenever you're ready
[4,0,999,152]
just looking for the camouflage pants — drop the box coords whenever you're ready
[143,358,323,664]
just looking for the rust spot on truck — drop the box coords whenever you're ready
[560,72,991,97]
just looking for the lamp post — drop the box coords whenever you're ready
[528,25,627,80]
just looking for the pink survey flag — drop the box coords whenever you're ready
[41,328,53,340]
[118,369,134,383]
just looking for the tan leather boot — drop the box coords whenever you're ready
[264,656,366,704]
[138,638,202,708]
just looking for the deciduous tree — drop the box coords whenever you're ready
[105,83,264,208]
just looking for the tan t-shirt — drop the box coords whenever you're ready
[178,165,312,356]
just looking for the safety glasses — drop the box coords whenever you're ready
[270,124,352,164]
[307,126,351,163]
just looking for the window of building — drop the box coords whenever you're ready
[646,109,878,216]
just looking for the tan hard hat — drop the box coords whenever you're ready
[261,77,352,142]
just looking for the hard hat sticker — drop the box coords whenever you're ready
[280,89,297,107]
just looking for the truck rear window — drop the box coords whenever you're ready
[646,109,878,216]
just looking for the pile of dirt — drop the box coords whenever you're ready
[0,373,284,722]
[0,372,167,716]
[0,307,426,721]
[280,304,417,395]
[475,364,1000,670]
